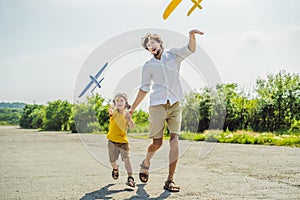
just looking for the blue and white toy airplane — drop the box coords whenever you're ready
[78,62,108,98]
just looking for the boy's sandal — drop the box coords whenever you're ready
[112,168,119,180]
[139,159,149,183]
[163,180,180,192]
[126,176,136,188]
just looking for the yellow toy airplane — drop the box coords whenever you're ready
[163,0,202,20]
[187,0,202,16]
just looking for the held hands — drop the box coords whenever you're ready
[128,108,134,115]
[125,110,135,128]
[125,110,133,121]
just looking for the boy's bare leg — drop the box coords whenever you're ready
[110,161,118,170]
[123,158,133,177]
[124,158,135,187]
[110,161,119,180]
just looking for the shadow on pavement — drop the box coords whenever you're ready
[125,184,171,200]
[80,183,171,200]
[80,183,130,200]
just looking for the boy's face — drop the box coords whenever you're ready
[114,96,126,110]
[146,39,162,57]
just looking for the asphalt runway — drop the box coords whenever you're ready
[0,126,299,199]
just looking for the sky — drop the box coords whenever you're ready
[0,0,299,105]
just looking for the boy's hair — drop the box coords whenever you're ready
[141,33,164,51]
[113,93,131,109]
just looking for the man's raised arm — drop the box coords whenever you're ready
[188,29,204,52]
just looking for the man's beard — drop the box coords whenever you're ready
[154,49,161,58]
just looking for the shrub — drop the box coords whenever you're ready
[194,134,206,141]
[205,132,220,142]
[129,124,149,133]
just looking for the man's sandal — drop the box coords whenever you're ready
[112,168,119,180]
[163,180,180,192]
[126,176,136,188]
[139,159,149,183]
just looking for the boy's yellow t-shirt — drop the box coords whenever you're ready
[106,109,129,143]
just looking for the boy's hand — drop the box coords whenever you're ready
[125,110,135,128]
[108,105,115,115]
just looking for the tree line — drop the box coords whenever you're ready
[0,102,25,125]
[18,94,149,133]
[181,70,300,133]
[15,70,300,134]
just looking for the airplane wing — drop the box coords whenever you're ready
[187,0,202,16]
[91,77,104,93]
[163,0,182,20]
[95,62,108,79]
[78,81,94,98]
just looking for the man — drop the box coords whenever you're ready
[130,29,204,192]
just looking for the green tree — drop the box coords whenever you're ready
[254,70,300,132]
[20,104,39,128]
[30,105,46,129]
[72,102,97,133]
[132,109,149,126]
[44,100,71,131]
[129,109,149,133]
[219,83,241,131]
[92,94,110,132]
[0,108,23,125]
[181,91,202,132]
[73,94,109,133]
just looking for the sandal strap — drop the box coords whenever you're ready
[140,164,149,170]
[112,168,119,179]
[127,176,136,187]
[165,180,180,189]
[140,159,150,170]
[165,180,174,185]
[128,176,135,182]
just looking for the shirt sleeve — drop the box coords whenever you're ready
[139,63,151,92]
[170,45,193,63]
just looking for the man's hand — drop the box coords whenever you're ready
[128,108,134,115]
[188,29,204,52]
[189,29,204,37]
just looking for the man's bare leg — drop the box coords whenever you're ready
[139,138,163,182]
[165,133,180,191]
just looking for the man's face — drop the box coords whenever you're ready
[146,39,162,57]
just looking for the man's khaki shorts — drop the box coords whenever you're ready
[148,101,182,139]
[107,140,130,163]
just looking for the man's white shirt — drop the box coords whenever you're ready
[140,45,193,106]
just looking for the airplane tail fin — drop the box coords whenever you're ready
[91,78,104,93]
